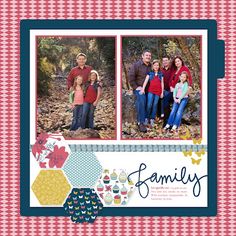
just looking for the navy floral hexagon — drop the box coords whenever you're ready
[63,152,102,187]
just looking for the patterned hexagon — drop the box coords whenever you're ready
[31,133,71,168]
[63,152,102,187]
[95,169,135,206]
[31,170,71,205]
[63,188,103,223]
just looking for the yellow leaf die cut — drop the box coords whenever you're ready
[193,138,202,145]
[179,129,191,140]
[181,148,206,166]
[182,149,192,157]
[191,158,202,165]
[195,149,206,157]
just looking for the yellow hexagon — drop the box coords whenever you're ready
[32,170,71,205]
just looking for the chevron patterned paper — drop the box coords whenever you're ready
[0,0,235,235]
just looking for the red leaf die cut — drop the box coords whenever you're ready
[32,133,51,157]
[48,145,69,168]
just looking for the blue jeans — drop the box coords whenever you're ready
[159,98,164,116]
[81,102,96,129]
[70,105,83,130]
[167,97,188,127]
[146,92,160,119]
[134,90,146,124]
[163,90,173,109]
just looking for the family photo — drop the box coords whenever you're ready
[37,36,116,139]
[122,36,201,139]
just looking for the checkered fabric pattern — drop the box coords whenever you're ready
[0,0,235,235]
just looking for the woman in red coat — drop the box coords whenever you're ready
[169,56,192,92]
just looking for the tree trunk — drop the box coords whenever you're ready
[157,38,164,58]
[173,37,200,86]
[122,59,130,90]
[174,37,200,72]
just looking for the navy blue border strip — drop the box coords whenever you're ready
[20,21,30,216]
[20,19,223,217]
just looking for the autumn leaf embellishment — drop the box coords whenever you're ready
[32,133,51,158]
[46,145,69,168]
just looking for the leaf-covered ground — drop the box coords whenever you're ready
[121,88,201,140]
[122,119,201,140]
[37,77,116,139]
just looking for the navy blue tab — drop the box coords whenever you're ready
[215,40,225,79]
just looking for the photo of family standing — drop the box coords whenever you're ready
[122,36,201,139]
[37,37,116,139]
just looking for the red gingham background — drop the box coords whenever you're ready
[0,0,235,235]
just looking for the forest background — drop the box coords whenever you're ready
[122,36,201,139]
[37,37,116,139]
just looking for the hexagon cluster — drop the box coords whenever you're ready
[31,133,104,223]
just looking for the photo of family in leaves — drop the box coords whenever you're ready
[122,36,201,139]
[37,37,115,139]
